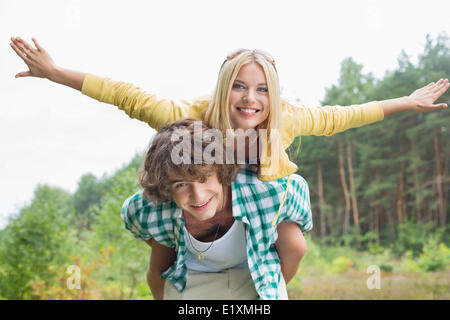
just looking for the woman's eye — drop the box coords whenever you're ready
[258,87,268,93]
[232,83,245,89]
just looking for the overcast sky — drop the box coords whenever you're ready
[1,0,449,229]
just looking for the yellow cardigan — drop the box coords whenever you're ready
[81,74,384,181]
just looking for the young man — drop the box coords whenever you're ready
[121,119,312,299]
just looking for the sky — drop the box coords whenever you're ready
[0,0,449,229]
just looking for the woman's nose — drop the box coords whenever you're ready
[243,89,256,104]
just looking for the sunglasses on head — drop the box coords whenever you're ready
[222,48,276,70]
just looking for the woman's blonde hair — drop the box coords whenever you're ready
[204,50,282,175]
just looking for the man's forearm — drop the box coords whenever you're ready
[147,270,166,300]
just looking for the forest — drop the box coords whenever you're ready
[0,32,449,299]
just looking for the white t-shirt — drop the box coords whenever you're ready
[185,220,248,272]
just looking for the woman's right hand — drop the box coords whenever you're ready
[10,37,57,80]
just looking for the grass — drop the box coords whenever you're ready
[288,269,450,299]
[286,237,450,300]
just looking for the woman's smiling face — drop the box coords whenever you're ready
[228,62,270,130]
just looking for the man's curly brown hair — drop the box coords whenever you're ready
[139,118,239,203]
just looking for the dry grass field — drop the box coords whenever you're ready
[287,269,450,300]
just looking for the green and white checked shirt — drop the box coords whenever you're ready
[121,169,313,300]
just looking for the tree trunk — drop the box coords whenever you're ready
[401,162,407,220]
[338,139,351,236]
[317,158,327,240]
[385,205,396,244]
[443,142,448,227]
[368,204,374,239]
[396,137,407,224]
[346,135,360,247]
[375,167,395,243]
[375,203,381,246]
[434,128,446,227]
[411,140,422,223]
[396,173,406,224]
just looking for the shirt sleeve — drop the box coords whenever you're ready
[282,100,385,138]
[81,74,209,131]
[121,191,177,248]
[121,192,153,241]
[281,174,313,232]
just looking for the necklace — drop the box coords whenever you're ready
[185,186,226,261]
[186,222,221,261]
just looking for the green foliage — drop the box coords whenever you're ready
[0,185,73,299]
[417,237,450,272]
[298,234,327,272]
[71,173,104,230]
[0,152,147,300]
[288,32,450,251]
[72,174,103,214]
[325,256,354,274]
[89,163,149,299]
[402,237,450,273]
[394,220,436,258]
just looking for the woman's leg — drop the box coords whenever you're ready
[275,221,307,283]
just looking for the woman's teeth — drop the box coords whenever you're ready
[238,108,258,114]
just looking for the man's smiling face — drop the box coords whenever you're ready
[169,171,224,221]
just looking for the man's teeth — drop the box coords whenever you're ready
[239,108,258,114]
[192,199,210,207]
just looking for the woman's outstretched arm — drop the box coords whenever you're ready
[380,79,449,116]
[289,79,449,137]
[10,36,207,130]
[10,36,86,91]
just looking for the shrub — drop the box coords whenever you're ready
[394,220,434,258]
[326,256,354,274]
[0,185,73,299]
[417,237,450,272]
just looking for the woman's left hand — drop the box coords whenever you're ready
[408,78,449,113]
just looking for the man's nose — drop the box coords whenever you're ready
[190,182,206,202]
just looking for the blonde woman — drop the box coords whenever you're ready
[10,37,450,290]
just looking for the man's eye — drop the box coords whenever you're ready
[174,183,186,189]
